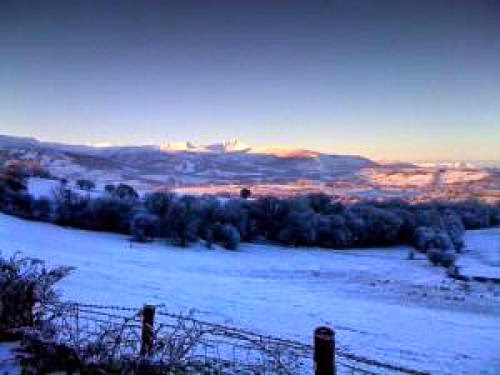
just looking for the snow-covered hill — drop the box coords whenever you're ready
[0,134,374,189]
[0,213,499,374]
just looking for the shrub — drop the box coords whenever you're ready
[217,224,241,250]
[427,248,442,266]
[31,197,52,221]
[130,212,160,242]
[104,184,115,194]
[166,197,200,247]
[76,179,95,191]
[426,248,455,268]
[90,197,134,234]
[279,211,316,246]
[413,226,435,251]
[114,184,139,200]
[53,188,93,229]
[0,252,73,330]
[144,192,174,218]
[442,210,465,252]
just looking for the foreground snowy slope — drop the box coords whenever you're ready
[0,213,499,374]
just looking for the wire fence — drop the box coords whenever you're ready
[29,301,429,375]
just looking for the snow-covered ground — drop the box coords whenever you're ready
[459,228,500,279]
[0,342,20,374]
[0,213,499,374]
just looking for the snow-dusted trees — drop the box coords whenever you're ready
[165,196,200,247]
[131,212,160,242]
[76,179,95,191]
[144,192,174,217]
[215,224,241,250]
[113,183,139,200]
[1,166,499,257]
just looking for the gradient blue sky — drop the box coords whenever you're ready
[1,0,499,161]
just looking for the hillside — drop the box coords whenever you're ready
[0,213,498,374]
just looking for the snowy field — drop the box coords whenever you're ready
[0,213,499,374]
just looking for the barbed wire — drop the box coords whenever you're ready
[30,300,429,375]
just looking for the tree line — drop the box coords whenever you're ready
[1,165,499,269]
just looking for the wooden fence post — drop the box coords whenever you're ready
[314,326,335,375]
[141,304,155,356]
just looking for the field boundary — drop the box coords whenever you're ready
[10,300,431,375]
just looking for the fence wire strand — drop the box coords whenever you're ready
[27,301,429,375]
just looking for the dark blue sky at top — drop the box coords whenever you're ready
[1,0,499,160]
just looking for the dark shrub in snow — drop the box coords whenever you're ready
[104,184,115,194]
[279,211,316,246]
[442,210,465,252]
[130,212,160,242]
[90,197,134,234]
[427,248,442,266]
[0,252,73,330]
[250,197,290,241]
[53,187,94,229]
[144,192,174,218]
[31,197,52,221]
[3,191,33,219]
[217,224,241,250]
[76,179,95,191]
[427,248,455,268]
[413,226,435,251]
[166,197,200,247]
[440,251,456,269]
[113,183,139,200]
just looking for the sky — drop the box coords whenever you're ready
[1,0,499,161]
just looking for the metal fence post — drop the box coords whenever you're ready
[141,304,155,356]
[314,326,335,375]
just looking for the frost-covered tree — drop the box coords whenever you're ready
[217,224,241,250]
[166,197,200,247]
[76,179,95,191]
[114,183,139,200]
[279,211,316,246]
[89,197,134,233]
[144,191,174,218]
[130,212,160,242]
[31,197,52,222]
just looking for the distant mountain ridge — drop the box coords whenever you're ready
[1,134,497,202]
[0,134,375,189]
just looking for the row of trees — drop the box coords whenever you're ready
[1,169,499,266]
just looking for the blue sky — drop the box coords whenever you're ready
[1,0,499,160]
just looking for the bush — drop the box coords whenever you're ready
[130,212,160,242]
[144,192,174,218]
[0,252,73,330]
[279,211,316,246]
[166,197,200,247]
[427,248,442,266]
[426,248,455,268]
[104,184,115,194]
[113,184,139,200]
[217,224,241,250]
[32,197,52,221]
[76,179,95,191]
[90,197,134,234]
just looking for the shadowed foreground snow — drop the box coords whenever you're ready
[0,213,499,374]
